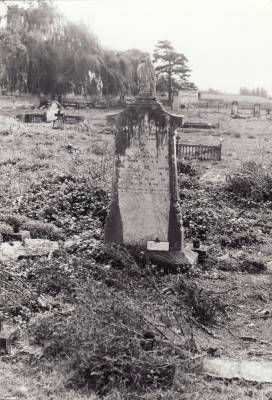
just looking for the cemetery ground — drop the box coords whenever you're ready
[1,107,272,399]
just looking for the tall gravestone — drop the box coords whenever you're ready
[105,56,197,265]
[253,103,260,117]
[231,101,238,116]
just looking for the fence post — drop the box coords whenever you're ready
[176,135,180,159]
[219,140,223,161]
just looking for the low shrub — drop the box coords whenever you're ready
[225,160,272,202]
[17,175,110,231]
[240,255,266,274]
[218,231,262,248]
[177,160,200,177]
[174,277,226,325]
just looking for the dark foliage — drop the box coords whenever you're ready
[18,175,110,235]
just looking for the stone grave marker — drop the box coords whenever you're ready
[104,56,197,265]
[231,101,238,116]
[52,109,64,129]
[46,100,62,122]
[253,103,260,117]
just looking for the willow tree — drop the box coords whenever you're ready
[0,1,59,94]
[49,21,103,98]
[0,1,103,97]
[0,1,150,98]
[100,49,147,96]
[0,4,29,92]
[99,50,125,96]
[117,49,147,95]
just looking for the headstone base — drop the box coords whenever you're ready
[8,231,31,242]
[52,120,64,129]
[0,324,20,354]
[147,247,198,269]
[163,248,198,266]
[190,244,208,263]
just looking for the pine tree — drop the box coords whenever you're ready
[153,40,197,102]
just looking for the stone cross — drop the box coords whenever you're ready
[55,110,64,120]
[104,57,197,265]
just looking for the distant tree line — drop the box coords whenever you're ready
[201,88,224,95]
[0,2,197,101]
[239,86,270,98]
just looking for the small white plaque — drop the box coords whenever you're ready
[147,241,169,251]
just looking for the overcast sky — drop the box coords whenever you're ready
[2,0,272,95]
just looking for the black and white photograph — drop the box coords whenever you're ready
[1,0,272,398]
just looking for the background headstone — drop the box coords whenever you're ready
[231,101,238,116]
[47,101,62,122]
[253,103,260,117]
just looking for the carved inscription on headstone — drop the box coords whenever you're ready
[117,113,170,245]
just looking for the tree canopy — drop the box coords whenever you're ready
[0,1,146,98]
[153,40,197,102]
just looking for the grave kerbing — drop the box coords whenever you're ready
[104,56,197,266]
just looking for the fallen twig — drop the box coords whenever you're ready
[190,317,219,339]
[215,322,236,338]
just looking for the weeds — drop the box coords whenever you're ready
[0,266,38,315]
[2,110,272,399]
[19,244,223,396]
[28,276,181,395]
[241,254,266,274]
[174,277,226,326]
[218,231,262,248]
[225,160,272,202]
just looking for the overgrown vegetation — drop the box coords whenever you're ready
[225,160,272,202]
[1,111,272,399]
[1,245,210,396]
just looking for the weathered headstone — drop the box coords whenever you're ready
[0,321,20,354]
[231,101,238,116]
[104,56,197,265]
[46,101,62,122]
[253,103,260,117]
[52,109,64,129]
